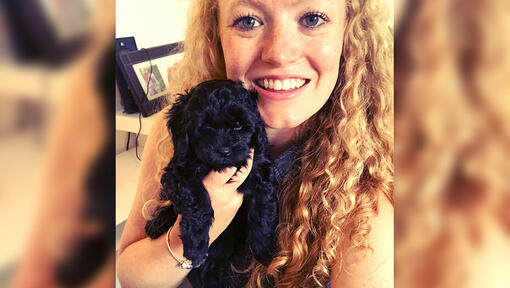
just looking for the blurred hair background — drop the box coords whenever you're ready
[0,0,115,287]
[395,0,510,287]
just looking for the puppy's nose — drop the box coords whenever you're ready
[218,147,231,157]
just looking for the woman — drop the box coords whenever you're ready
[117,0,393,287]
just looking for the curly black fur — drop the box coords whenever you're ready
[145,80,278,286]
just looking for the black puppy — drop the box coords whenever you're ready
[146,80,278,270]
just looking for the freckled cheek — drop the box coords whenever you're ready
[222,36,259,80]
[224,53,245,80]
[309,36,343,75]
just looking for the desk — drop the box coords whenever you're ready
[115,108,157,136]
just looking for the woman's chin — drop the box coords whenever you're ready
[260,113,306,130]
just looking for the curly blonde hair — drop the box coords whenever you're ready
[147,0,393,286]
[395,0,510,287]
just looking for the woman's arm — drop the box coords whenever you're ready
[116,110,252,288]
[117,201,244,287]
[331,194,394,288]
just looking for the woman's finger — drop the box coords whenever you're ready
[203,166,237,190]
[226,148,254,187]
[237,150,254,177]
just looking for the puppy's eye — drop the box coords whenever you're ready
[233,121,242,131]
[203,126,215,134]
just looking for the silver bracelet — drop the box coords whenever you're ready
[166,225,207,269]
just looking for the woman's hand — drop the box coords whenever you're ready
[168,149,255,250]
[203,148,254,211]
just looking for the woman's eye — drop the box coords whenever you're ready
[300,12,329,28]
[233,16,262,31]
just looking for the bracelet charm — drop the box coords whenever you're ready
[166,225,207,269]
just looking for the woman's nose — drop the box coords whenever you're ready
[260,23,301,66]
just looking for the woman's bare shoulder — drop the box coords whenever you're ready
[330,193,394,288]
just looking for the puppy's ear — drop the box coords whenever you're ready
[252,116,269,156]
[167,92,192,159]
[246,90,269,155]
[246,88,259,111]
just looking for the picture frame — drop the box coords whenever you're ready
[117,42,184,117]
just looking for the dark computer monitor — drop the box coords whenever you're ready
[116,37,139,113]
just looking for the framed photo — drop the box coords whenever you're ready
[134,62,167,101]
[117,42,184,117]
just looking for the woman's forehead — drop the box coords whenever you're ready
[218,0,342,10]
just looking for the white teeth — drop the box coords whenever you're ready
[282,79,290,90]
[274,79,282,90]
[256,78,307,91]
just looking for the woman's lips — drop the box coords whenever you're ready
[253,78,310,101]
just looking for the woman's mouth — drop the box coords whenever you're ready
[255,78,309,92]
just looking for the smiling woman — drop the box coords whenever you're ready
[116,0,393,287]
[219,0,345,130]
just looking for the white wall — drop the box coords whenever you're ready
[115,0,189,156]
[116,0,190,49]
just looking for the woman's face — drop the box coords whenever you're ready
[218,0,346,129]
